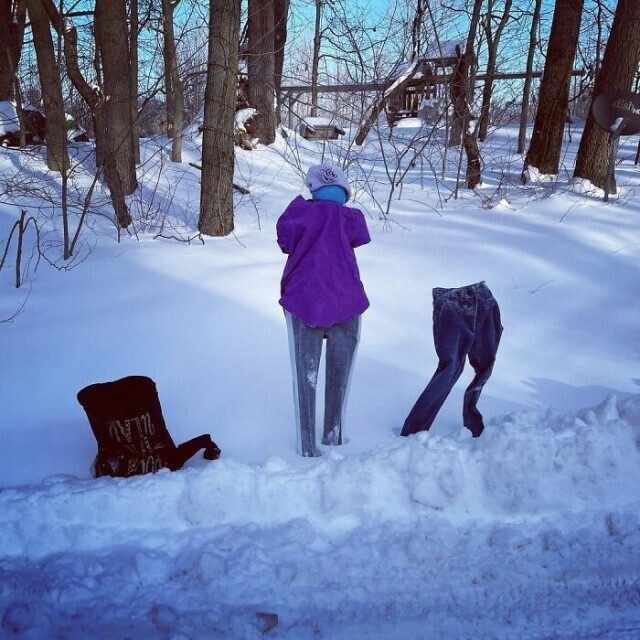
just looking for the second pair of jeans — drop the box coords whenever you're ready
[401,282,503,438]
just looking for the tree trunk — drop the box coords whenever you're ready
[464,128,482,188]
[517,0,542,155]
[162,4,174,137]
[310,0,321,117]
[10,52,26,147]
[247,0,276,144]
[95,0,137,195]
[26,0,68,172]
[574,0,640,191]
[411,0,425,61]
[478,0,512,142]
[448,0,482,148]
[198,0,240,237]
[524,0,584,176]
[130,0,140,164]
[162,0,183,162]
[41,0,132,228]
[273,0,289,124]
[0,0,25,101]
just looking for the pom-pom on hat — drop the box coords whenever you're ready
[305,163,351,200]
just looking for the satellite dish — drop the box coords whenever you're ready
[592,90,640,136]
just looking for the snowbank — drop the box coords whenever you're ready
[2,395,639,559]
[1,396,639,638]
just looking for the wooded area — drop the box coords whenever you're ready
[0,0,638,243]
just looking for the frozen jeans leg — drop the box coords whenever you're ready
[401,288,476,437]
[285,311,323,457]
[322,316,361,445]
[168,434,221,470]
[463,291,503,437]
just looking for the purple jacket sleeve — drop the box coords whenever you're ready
[276,205,297,254]
[349,208,371,248]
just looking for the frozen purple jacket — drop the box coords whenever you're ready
[277,195,370,327]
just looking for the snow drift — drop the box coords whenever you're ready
[1,395,639,638]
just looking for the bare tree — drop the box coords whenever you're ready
[478,0,513,142]
[410,0,425,61]
[310,0,322,116]
[273,0,289,123]
[447,0,483,189]
[162,0,184,162]
[198,0,240,236]
[0,0,25,101]
[517,0,542,155]
[130,0,140,164]
[574,0,640,190]
[40,0,132,227]
[523,0,584,177]
[448,0,482,149]
[25,0,68,172]
[95,0,138,195]
[247,0,276,144]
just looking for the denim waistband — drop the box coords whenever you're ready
[432,281,490,298]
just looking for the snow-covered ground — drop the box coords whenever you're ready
[1,121,639,638]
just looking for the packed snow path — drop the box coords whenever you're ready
[2,395,640,638]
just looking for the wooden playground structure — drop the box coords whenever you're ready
[280,58,586,145]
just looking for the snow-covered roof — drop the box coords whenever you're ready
[0,101,20,135]
[424,38,465,61]
[382,59,422,99]
[387,39,466,84]
[301,116,337,127]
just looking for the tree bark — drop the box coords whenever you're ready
[411,0,425,61]
[574,0,640,191]
[517,0,542,155]
[524,0,584,176]
[273,0,289,124]
[161,0,183,162]
[310,0,321,117]
[25,0,68,172]
[0,0,25,101]
[130,0,140,164]
[95,0,137,195]
[198,0,240,236]
[448,0,482,148]
[247,0,276,143]
[40,0,132,227]
[478,0,512,142]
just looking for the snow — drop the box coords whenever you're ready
[1,120,640,637]
[301,116,335,127]
[235,107,257,131]
[383,59,421,98]
[0,101,19,135]
[0,395,639,638]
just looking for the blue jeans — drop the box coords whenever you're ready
[401,282,503,438]
[285,311,360,456]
